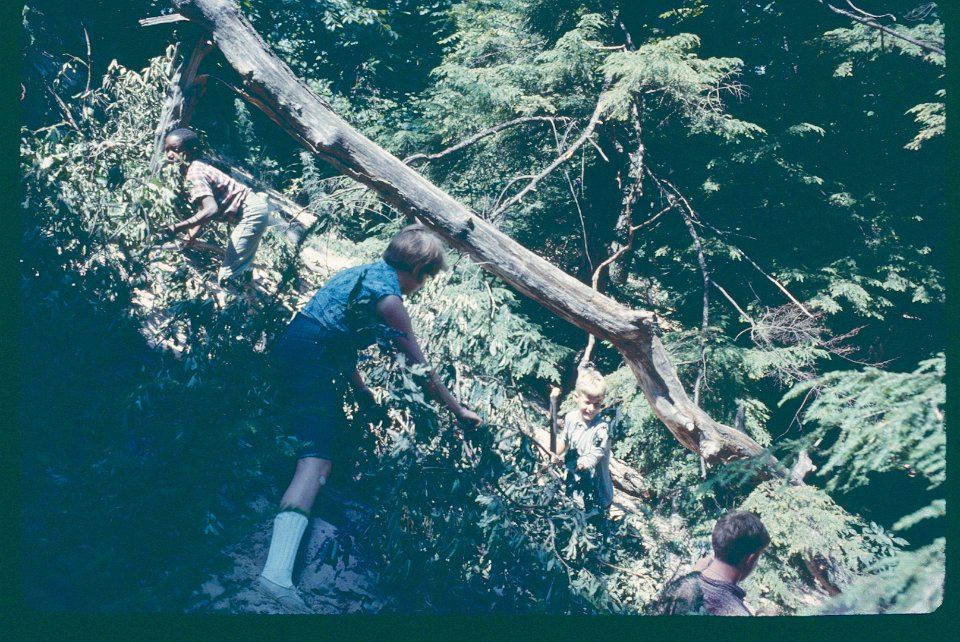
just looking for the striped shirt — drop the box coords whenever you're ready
[185,160,251,222]
[651,572,752,616]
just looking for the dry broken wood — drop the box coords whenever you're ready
[140,13,190,27]
[167,0,783,476]
[148,31,214,174]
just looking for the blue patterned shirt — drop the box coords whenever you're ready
[300,260,403,369]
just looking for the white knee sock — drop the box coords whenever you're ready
[260,510,309,588]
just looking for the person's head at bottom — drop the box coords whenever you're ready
[711,511,770,583]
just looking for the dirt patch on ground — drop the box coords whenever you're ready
[187,491,392,615]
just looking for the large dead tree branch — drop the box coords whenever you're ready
[169,0,783,475]
[148,34,214,174]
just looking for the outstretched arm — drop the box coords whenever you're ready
[376,294,481,427]
[164,195,220,238]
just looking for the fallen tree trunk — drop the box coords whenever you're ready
[168,0,779,473]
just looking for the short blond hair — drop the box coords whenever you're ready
[383,223,447,276]
[575,368,606,398]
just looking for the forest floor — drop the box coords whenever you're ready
[185,490,393,615]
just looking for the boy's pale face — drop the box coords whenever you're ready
[576,391,604,422]
[396,267,430,296]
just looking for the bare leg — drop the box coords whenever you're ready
[280,456,332,513]
[259,456,334,611]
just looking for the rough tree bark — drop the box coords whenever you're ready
[168,0,779,473]
[145,26,213,174]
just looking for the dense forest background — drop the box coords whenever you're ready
[19,0,948,617]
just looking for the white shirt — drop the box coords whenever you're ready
[562,409,614,507]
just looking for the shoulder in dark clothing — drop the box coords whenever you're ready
[649,572,751,616]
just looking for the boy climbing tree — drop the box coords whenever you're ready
[161,127,272,287]
[259,224,482,613]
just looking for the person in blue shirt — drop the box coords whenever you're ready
[258,224,482,612]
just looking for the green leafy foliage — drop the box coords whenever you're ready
[823,16,944,150]
[781,355,945,493]
[602,34,765,140]
[739,481,905,614]
[20,0,945,616]
[817,538,944,615]
[904,97,946,150]
[20,49,303,611]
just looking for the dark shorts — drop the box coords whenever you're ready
[272,314,348,460]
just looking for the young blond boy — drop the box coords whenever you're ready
[555,368,613,517]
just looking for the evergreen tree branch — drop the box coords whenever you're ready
[490,85,610,219]
[816,0,944,56]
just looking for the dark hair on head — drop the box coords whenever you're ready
[165,128,201,154]
[711,511,770,566]
[382,223,447,276]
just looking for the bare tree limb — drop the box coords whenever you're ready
[82,23,92,95]
[737,248,814,318]
[645,171,717,404]
[580,206,669,367]
[549,121,593,272]
[491,175,536,217]
[713,282,757,327]
[648,170,720,482]
[817,0,944,56]
[140,14,190,27]
[44,82,80,132]
[581,97,646,366]
[490,85,610,219]
[844,0,896,22]
[402,116,570,164]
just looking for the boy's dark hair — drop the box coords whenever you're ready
[383,224,446,276]
[165,128,202,154]
[711,511,770,566]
